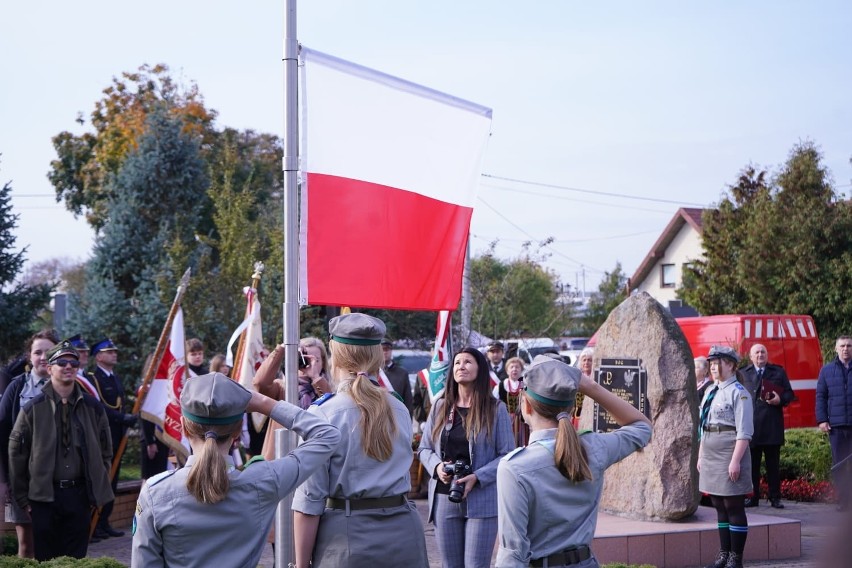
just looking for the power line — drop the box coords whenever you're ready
[481,182,673,214]
[482,173,707,207]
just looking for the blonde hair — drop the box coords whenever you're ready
[182,418,243,504]
[329,340,396,461]
[524,392,591,482]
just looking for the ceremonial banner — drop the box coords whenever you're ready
[299,48,492,310]
[141,306,190,458]
[418,311,453,402]
[228,287,269,431]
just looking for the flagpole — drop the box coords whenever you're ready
[90,267,191,537]
[278,0,299,565]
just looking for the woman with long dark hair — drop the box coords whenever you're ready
[419,346,515,567]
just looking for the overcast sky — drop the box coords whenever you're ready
[2,1,850,294]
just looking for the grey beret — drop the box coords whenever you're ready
[707,345,740,364]
[329,313,386,346]
[181,373,251,425]
[522,355,579,407]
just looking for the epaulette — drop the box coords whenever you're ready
[502,446,525,461]
[390,391,404,404]
[578,429,593,436]
[734,382,745,391]
[312,393,335,406]
[243,455,265,469]
[147,469,178,487]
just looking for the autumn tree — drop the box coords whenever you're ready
[680,141,852,351]
[0,165,54,361]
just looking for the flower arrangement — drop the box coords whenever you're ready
[758,477,837,503]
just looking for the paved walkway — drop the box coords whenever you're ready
[87,497,845,567]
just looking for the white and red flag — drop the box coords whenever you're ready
[141,306,190,459]
[299,48,492,310]
[418,311,453,403]
[226,286,269,431]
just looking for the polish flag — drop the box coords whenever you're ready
[299,48,492,311]
[141,306,190,459]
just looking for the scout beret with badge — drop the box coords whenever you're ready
[706,345,739,364]
[523,354,579,407]
[181,372,252,425]
[329,313,385,346]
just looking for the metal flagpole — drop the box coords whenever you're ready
[277,0,300,566]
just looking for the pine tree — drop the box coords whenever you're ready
[0,165,54,361]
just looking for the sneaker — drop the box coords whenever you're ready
[725,551,744,568]
[743,497,758,507]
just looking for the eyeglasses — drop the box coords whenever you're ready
[52,359,80,369]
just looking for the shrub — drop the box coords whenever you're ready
[0,557,126,567]
[779,428,832,482]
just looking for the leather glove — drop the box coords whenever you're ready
[122,413,138,427]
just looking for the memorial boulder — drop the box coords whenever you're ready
[578,292,699,520]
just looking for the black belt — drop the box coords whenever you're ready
[703,424,736,432]
[55,479,84,489]
[530,545,592,567]
[326,495,407,511]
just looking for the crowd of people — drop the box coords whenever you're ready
[1,321,850,567]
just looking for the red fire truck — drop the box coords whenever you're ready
[589,314,823,428]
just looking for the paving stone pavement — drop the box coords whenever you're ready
[86,496,847,567]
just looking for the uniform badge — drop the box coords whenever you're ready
[312,393,335,406]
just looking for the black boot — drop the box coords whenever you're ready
[706,550,729,568]
[725,551,744,568]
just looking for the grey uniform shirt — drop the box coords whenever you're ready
[702,376,753,440]
[495,421,652,568]
[130,400,340,568]
[292,391,413,515]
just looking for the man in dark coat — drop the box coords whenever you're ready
[741,343,794,508]
[816,335,852,512]
[486,341,508,380]
[380,339,413,416]
[90,339,136,538]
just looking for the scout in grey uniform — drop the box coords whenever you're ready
[496,356,652,568]
[131,373,340,568]
[698,346,753,568]
[292,313,428,567]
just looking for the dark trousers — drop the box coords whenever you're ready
[829,426,852,506]
[30,486,91,560]
[750,444,781,499]
[141,439,169,479]
[99,433,122,529]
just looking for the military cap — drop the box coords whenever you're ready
[380,338,394,348]
[706,345,740,364]
[486,340,505,352]
[90,338,118,357]
[181,372,251,425]
[522,354,579,407]
[329,313,386,346]
[68,334,89,351]
[48,340,80,364]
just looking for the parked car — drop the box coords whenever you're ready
[559,337,590,365]
[498,338,560,364]
[392,349,432,391]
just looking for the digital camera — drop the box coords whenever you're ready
[442,459,472,503]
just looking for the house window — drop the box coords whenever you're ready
[661,264,676,288]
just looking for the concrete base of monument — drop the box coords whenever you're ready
[591,505,800,568]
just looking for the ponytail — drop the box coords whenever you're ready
[329,341,396,462]
[525,393,592,482]
[183,419,243,504]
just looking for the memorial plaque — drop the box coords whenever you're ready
[593,358,650,433]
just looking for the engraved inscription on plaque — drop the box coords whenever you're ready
[593,358,649,433]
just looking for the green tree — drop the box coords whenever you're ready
[680,141,852,352]
[579,263,628,335]
[67,108,208,382]
[0,166,54,361]
[468,243,569,340]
